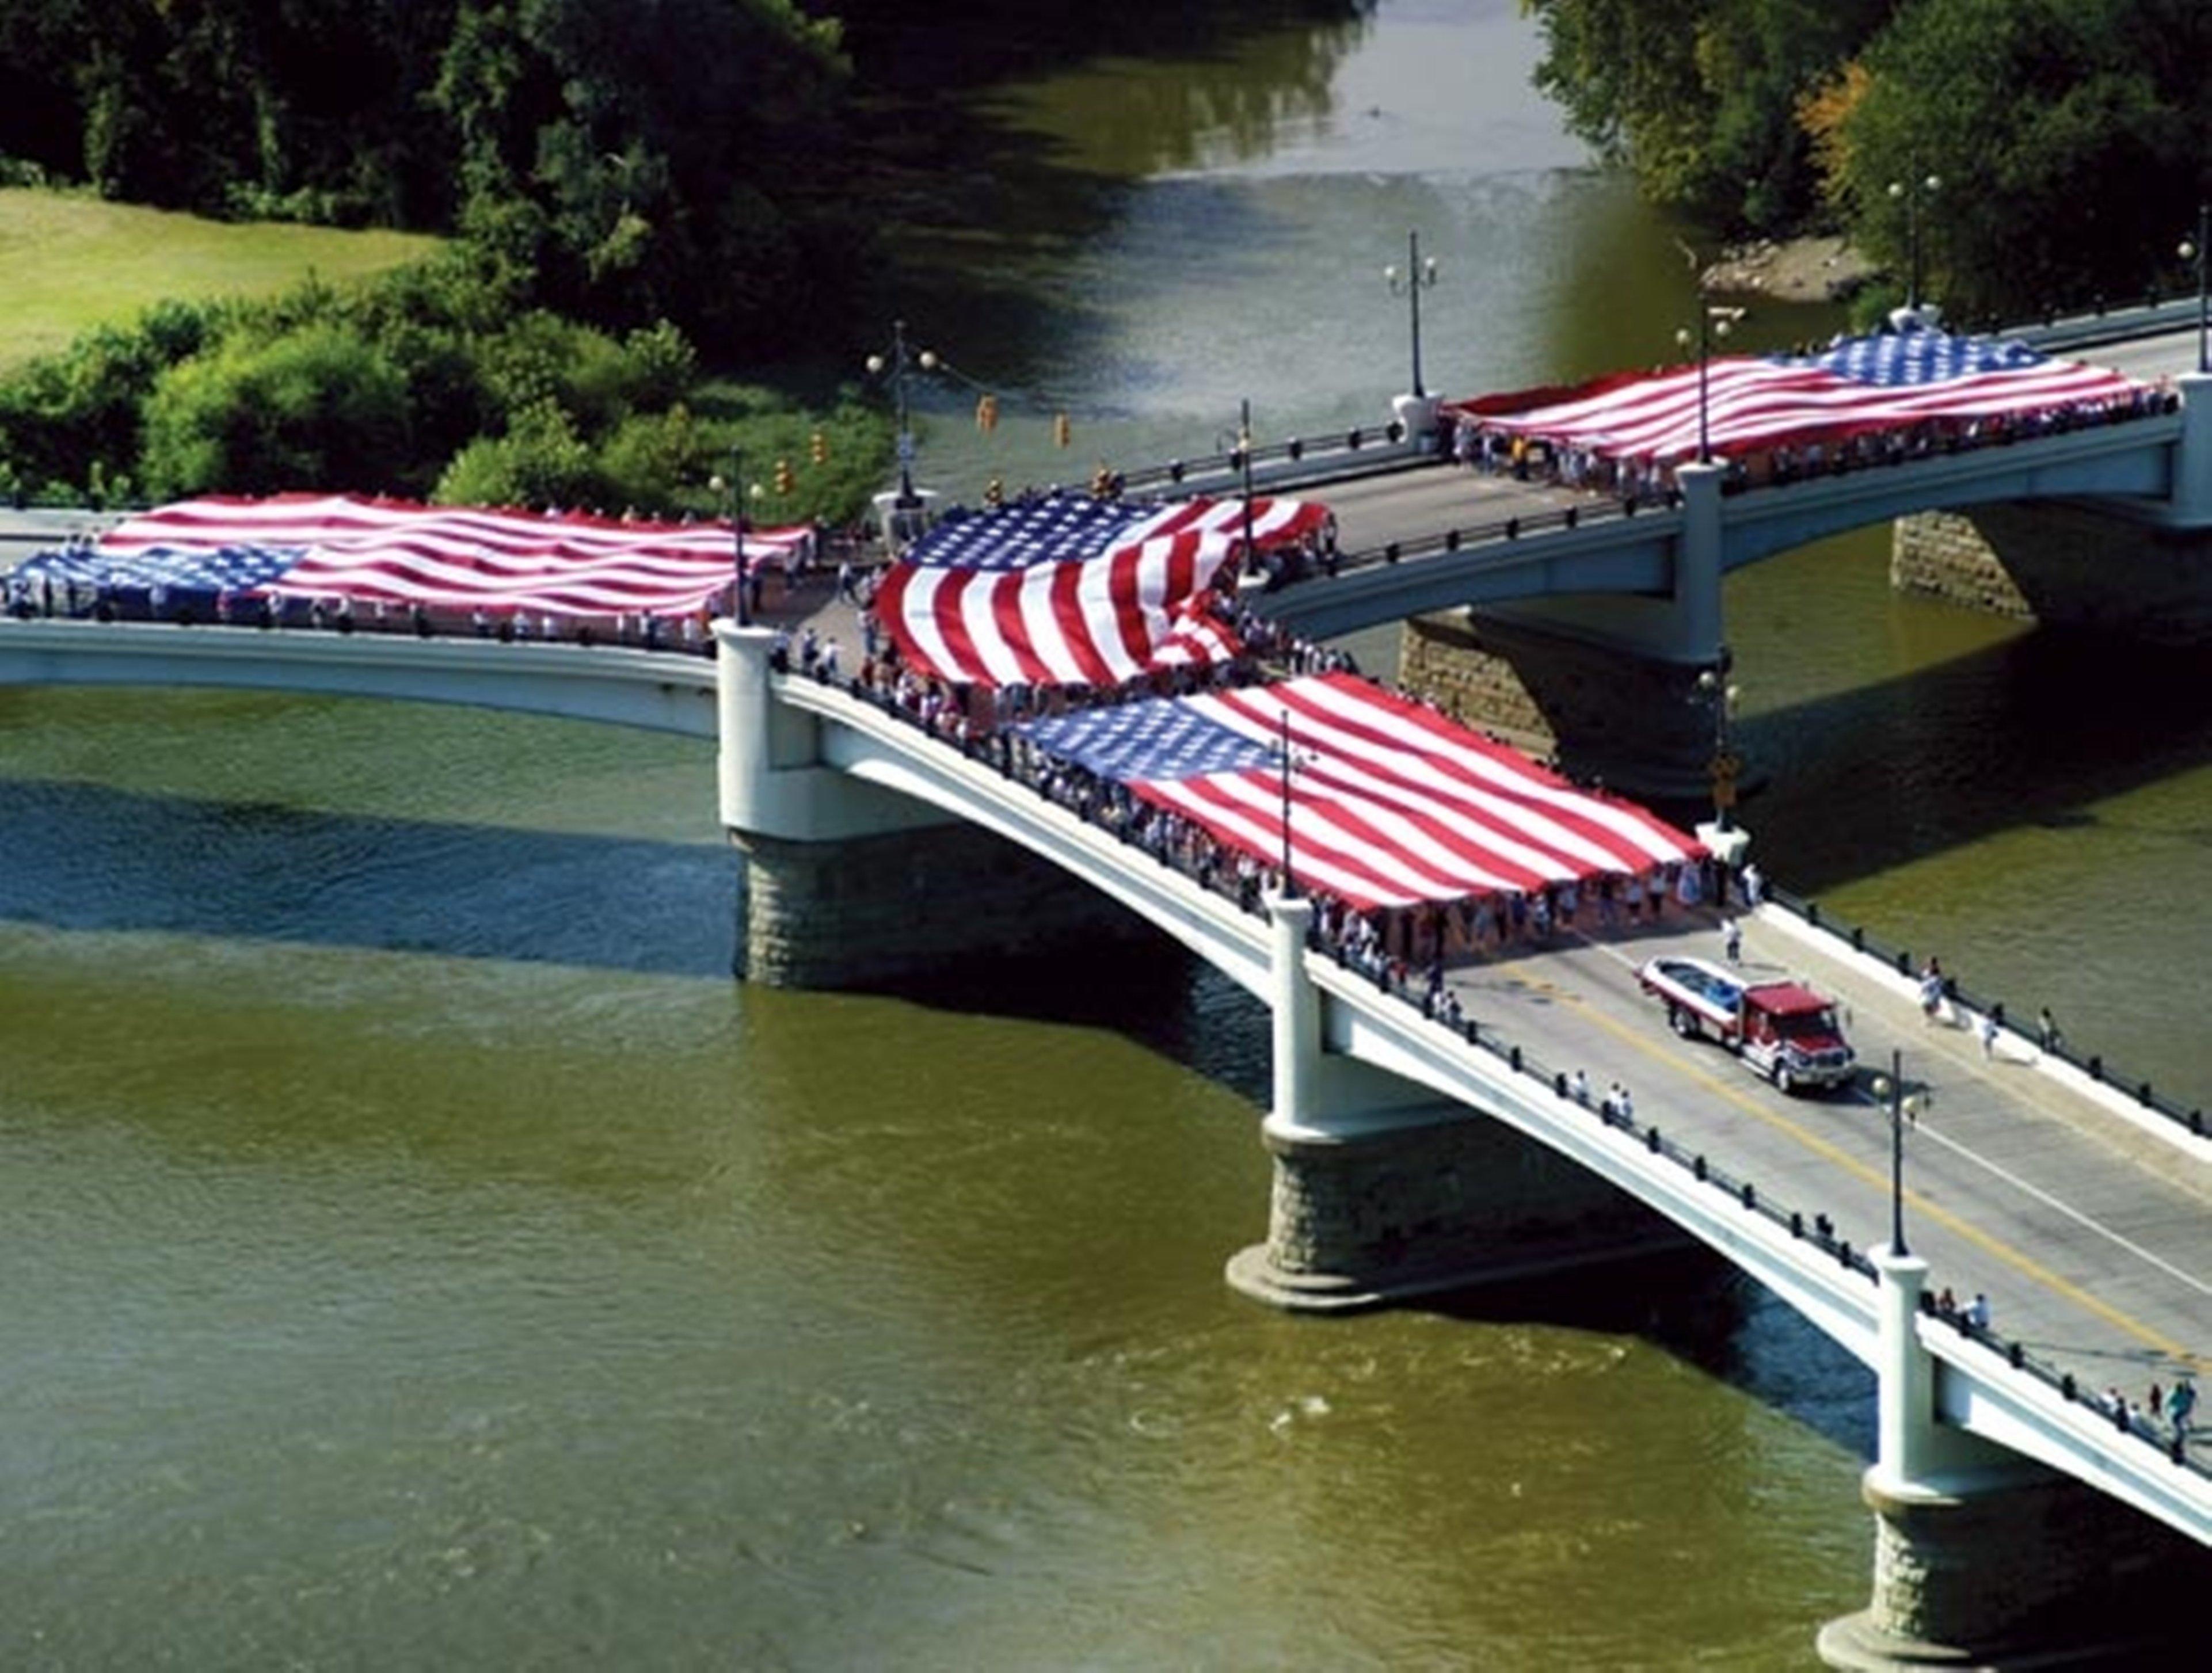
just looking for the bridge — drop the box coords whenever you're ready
[7,313,2212,1665]
[1103,320,2212,794]
[7,594,2210,1661]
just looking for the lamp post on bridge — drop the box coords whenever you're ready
[1274,707,1310,898]
[1869,1050,1924,1257]
[1887,169,1942,322]
[2179,203,2209,375]
[1693,650,1740,833]
[1384,230,1441,401]
[1228,396,1258,577]
[1674,285,1743,467]
[707,445,759,627]
[866,319,939,509]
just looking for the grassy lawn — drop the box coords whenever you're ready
[0,188,440,369]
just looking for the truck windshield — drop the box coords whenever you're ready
[1774,1009,1837,1041]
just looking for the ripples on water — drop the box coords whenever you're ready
[13,0,2206,1661]
[0,684,1869,1666]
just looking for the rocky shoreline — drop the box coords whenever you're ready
[1703,234,1875,304]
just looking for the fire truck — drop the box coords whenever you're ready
[1636,955,1856,1095]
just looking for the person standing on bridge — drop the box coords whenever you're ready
[2171,1377,2196,1443]
[1919,962,1946,1025]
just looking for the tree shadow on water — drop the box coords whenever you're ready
[0,778,740,979]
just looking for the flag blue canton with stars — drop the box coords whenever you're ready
[1020,697,1278,783]
[17,542,306,596]
[904,494,1160,571]
[1776,331,2047,386]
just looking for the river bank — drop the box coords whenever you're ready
[1705,233,1875,304]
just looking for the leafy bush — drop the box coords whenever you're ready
[139,322,412,497]
[431,397,599,510]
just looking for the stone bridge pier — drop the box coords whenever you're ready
[1818,1249,2208,1669]
[714,621,1148,988]
[1398,462,1731,803]
[1225,896,1681,1309]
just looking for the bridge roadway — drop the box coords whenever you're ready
[1453,909,2211,1412]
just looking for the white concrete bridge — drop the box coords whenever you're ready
[5,605,2209,1663]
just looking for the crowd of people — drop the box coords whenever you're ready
[783,604,1738,991]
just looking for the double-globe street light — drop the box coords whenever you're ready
[707,444,763,626]
[865,319,939,508]
[2179,203,2209,375]
[1887,169,1942,319]
[1384,230,1441,401]
[1868,1051,1927,1257]
[1674,292,1744,467]
[1694,651,1741,833]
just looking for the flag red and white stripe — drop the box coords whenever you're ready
[96,494,809,618]
[1025,673,1703,911]
[874,494,1331,688]
[1451,333,2152,466]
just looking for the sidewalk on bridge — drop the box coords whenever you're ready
[1743,905,2212,1191]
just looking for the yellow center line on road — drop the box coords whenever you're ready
[1517,961,2195,1365]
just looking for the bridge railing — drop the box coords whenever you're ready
[1769,883,2207,1145]
[1330,884,2211,1483]
[1113,420,1437,498]
[790,657,2208,1484]
[2004,290,2209,355]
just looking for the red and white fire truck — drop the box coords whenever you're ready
[1636,955,1856,1095]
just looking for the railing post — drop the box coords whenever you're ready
[1871,1243,1936,1492]
[1670,459,1726,660]
[713,618,787,834]
[2169,371,2212,524]
[1267,891,1320,1131]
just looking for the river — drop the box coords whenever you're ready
[3,2,2205,1666]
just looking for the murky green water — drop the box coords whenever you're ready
[5,2,2207,1665]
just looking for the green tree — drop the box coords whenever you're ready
[1829,0,2212,322]
[139,322,412,496]
[1526,0,1896,231]
[431,395,599,510]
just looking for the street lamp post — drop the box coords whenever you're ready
[1239,396,1257,574]
[866,319,939,507]
[2180,203,2209,375]
[1870,1049,1923,1256]
[1887,169,1942,316]
[1693,650,1740,832]
[1674,296,1741,466]
[709,444,749,627]
[1275,708,1307,898]
[1384,230,1441,401]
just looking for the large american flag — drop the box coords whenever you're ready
[873,492,1331,688]
[1020,673,1701,910]
[20,494,809,620]
[1453,329,2153,465]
